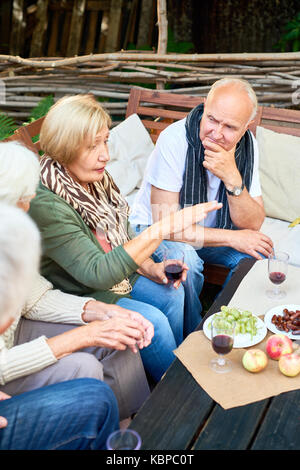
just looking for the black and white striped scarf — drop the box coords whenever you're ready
[40,155,132,294]
[179,103,254,230]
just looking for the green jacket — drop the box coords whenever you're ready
[29,182,140,304]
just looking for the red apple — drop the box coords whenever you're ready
[242,349,268,373]
[265,334,293,360]
[278,352,300,377]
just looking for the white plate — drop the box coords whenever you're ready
[264,304,300,340]
[203,312,267,348]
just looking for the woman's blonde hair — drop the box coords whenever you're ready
[40,94,112,165]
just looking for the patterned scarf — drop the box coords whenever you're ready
[179,103,254,230]
[40,155,132,294]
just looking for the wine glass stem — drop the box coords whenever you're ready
[217,355,225,366]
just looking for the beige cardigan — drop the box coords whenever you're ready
[0,274,94,385]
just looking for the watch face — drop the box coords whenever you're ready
[233,187,242,196]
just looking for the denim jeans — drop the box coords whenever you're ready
[197,246,253,287]
[132,224,204,336]
[0,378,119,450]
[117,273,185,382]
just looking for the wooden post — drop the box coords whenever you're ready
[9,0,25,56]
[30,0,49,57]
[67,0,87,57]
[156,0,168,90]
[105,0,123,52]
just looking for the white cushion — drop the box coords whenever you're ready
[106,113,154,196]
[256,126,300,223]
[261,217,300,267]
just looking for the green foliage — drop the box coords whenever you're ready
[29,94,54,121]
[274,12,300,52]
[0,94,54,142]
[0,112,17,140]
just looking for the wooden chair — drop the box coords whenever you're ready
[5,116,45,155]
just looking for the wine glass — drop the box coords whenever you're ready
[210,318,235,373]
[163,248,184,285]
[266,251,289,300]
[106,429,141,450]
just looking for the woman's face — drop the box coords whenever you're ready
[66,126,110,187]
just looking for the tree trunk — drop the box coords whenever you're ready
[67,0,86,57]
[105,0,123,52]
[30,0,49,58]
[10,0,25,56]
[137,0,154,48]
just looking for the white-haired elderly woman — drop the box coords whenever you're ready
[0,141,152,421]
[29,94,220,384]
[0,202,120,450]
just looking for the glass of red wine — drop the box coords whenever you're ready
[266,251,289,300]
[210,318,235,373]
[163,248,184,285]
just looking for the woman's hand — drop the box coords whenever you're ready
[82,301,154,348]
[138,259,188,289]
[0,391,11,429]
[85,317,148,353]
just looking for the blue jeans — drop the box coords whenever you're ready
[0,378,119,450]
[197,246,253,287]
[132,225,204,336]
[117,274,185,382]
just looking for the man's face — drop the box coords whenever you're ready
[199,85,254,151]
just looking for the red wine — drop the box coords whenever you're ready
[212,334,233,355]
[269,271,286,285]
[165,263,183,281]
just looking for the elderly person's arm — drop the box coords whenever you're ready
[29,186,220,291]
[151,186,273,260]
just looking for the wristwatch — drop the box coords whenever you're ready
[225,182,245,196]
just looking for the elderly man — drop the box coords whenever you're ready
[130,78,273,334]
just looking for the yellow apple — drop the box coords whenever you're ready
[278,353,300,377]
[242,349,268,373]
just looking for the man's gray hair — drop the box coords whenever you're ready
[208,77,258,122]
[0,203,40,326]
[0,141,40,205]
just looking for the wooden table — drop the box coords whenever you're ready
[129,258,300,450]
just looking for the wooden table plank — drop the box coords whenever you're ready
[251,389,300,450]
[129,359,214,450]
[193,399,269,450]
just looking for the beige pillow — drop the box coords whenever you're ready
[106,113,154,196]
[256,125,300,222]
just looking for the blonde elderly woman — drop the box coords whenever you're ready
[29,94,221,383]
[0,202,119,450]
[0,141,152,421]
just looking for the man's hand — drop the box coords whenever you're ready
[0,391,11,429]
[202,138,241,187]
[230,229,273,259]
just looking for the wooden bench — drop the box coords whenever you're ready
[6,86,300,285]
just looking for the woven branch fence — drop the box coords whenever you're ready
[1,51,300,123]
